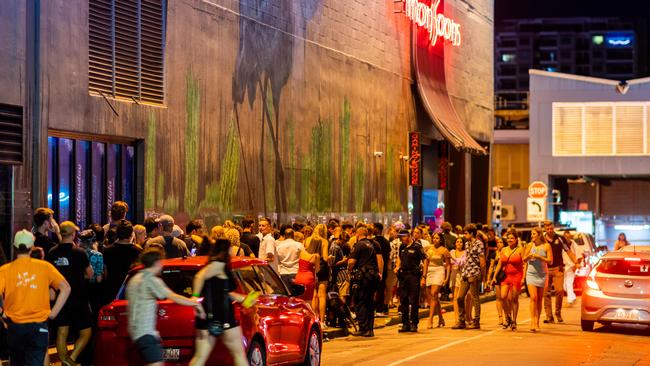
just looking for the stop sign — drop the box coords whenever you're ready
[528,181,548,198]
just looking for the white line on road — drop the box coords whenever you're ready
[385,319,531,366]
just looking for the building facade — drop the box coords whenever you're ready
[0,0,494,254]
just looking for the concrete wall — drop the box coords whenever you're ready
[529,70,650,183]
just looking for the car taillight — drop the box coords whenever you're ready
[98,306,118,329]
[586,268,600,291]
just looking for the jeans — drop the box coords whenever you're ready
[564,267,576,304]
[544,267,564,318]
[457,275,481,325]
[398,272,421,327]
[6,319,49,366]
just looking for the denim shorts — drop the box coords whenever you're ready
[135,334,163,364]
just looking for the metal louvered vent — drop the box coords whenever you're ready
[89,0,165,105]
[0,104,23,165]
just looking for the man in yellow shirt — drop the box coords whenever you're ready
[0,229,71,366]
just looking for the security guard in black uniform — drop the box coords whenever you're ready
[395,229,427,332]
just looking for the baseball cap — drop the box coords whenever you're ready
[14,229,35,249]
[397,229,410,237]
[157,215,175,225]
[60,221,80,236]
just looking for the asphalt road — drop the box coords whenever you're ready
[322,296,650,366]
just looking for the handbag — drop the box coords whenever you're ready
[495,247,517,283]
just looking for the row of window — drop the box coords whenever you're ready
[552,102,650,157]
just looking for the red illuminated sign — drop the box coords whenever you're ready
[409,132,422,186]
[403,0,462,47]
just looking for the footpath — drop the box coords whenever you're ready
[323,292,496,340]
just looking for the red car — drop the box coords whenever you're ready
[94,256,322,366]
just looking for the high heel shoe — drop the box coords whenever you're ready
[502,317,512,329]
[438,317,445,328]
[510,321,517,331]
[427,319,433,329]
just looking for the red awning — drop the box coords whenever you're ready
[411,3,487,155]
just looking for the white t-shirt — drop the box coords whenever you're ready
[259,233,279,272]
[276,239,304,275]
[563,240,578,272]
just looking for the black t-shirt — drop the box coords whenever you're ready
[46,243,90,301]
[241,232,260,258]
[374,236,391,263]
[34,232,58,255]
[350,238,381,271]
[545,233,570,269]
[103,243,142,300]
[398,242,426,272]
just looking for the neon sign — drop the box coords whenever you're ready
[409,132,422,186]
[404,0,462,47]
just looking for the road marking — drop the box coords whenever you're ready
[385,319,531,366]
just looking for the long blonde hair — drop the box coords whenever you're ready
[225,228,240,247]
[211,225,225,240]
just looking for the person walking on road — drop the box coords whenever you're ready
[126,248,203,366]
[0,229,71,366]
[395,229,427,333]
[523,227,553,332]
[491,230,524,330]
[542,221,575,323]
[348,226,383,337]
[452,224,485,330]
[305,224,330,327]
[487,236,505,325]
[422,232,450,329]
[562,231,579,305]
[189,239,258,366]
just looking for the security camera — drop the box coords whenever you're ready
[373,151,384,158]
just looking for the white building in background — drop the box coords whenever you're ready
[526,69,650,247]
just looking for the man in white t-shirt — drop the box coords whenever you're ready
[276,228,304,286]
[562,231,580,305]
[258,218,279,272]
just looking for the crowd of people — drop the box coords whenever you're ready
[0,199,589,365]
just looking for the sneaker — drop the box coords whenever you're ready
[451,323,466,330]
[543,317,555,324]
[467,323,480,330]
[398,325,412,333]
[410,326,418,333]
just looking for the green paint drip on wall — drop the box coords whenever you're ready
[353,159,365,213]
[339,99,351,212]
[201,117,240,213]
[145,112,156,210]
[385,145,403,212]
[184,71,200,216]
[286,117,298,212]
[310,119,333,212]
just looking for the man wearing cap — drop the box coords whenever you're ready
[46,221,94,366]
[395,229,426,332]
[0,229,71,366]
[146,215,190,259]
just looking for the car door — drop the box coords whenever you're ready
[254,264,308,363]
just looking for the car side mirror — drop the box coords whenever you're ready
[290,283,305,297]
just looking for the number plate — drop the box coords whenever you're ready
[614,309,640,321]
[163,348,180,361]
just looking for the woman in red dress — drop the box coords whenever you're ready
[293,244,319,302]
[491,230,524,330]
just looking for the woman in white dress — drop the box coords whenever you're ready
[422,232,450,328]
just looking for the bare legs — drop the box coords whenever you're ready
[494,285,504,324]
[427,285,443,328]
[312,282,328,324]
[528,284,544,331]
[190,328,248,366]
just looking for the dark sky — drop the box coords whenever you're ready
[495,0,650,23]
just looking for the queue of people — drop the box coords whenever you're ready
[0,199,594,365]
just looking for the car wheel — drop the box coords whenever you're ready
[581,319,595,331]
[302,328,321,366]
[248,339,266,366]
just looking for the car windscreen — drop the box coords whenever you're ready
[597,258,650,277]
[118,268,198,299]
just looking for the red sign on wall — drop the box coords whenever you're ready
[438,141,449,189]
[409,132,422,186]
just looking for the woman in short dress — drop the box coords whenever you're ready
[422,232,450,328]
[492,230,524,330]
[488,236,505,325]
[450,237,473,325]
[523,227,553,332]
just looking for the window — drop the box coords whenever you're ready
[597,259,650,277]
[47,135,137,226]
[235,266,264,293]
[254,265,288,296]
[0,104,23,165]
[552,102,650,157]
[89,0,166,104]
